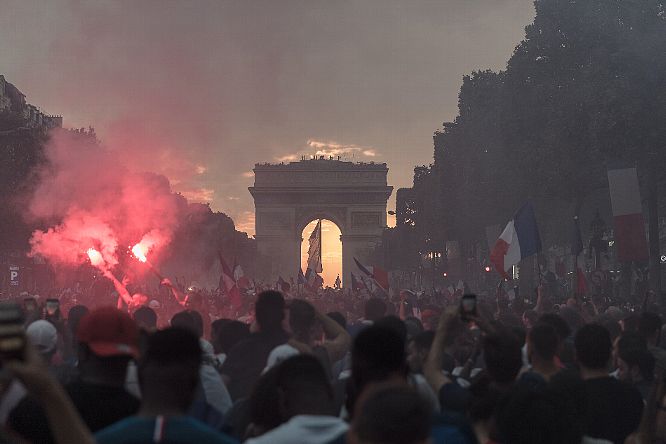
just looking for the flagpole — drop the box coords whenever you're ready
[318,218,322,273]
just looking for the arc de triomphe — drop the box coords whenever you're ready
[249,158,393,287]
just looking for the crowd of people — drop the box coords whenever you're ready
[2,277,666,444]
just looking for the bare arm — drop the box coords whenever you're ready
[424,309,456,393]
[162,278,187,306]
[398,292,407,320]
[317,309,351,363]
[103,270,132,305]
[8,345,95,444]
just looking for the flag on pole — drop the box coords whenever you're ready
[490,202,542,279]
[571,216,588,294]
[607,167,648,262]
[307,220,323,274]
[298,269,306,285]
[218,253,242,311]
[351,272,366,291]
[353,257,389,292]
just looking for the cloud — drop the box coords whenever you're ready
[242,171,254,178]
[276,154,299,162]
[227,196,240,201]
[196,165,207,175]
[179,187,214,203]
[275,139,380,163]
[234,211,255,234]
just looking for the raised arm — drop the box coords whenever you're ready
[8,344,95,444]
[103,270,132,306]
[161,278,187,306]
[317,309,351,363]
[424,309,457,393]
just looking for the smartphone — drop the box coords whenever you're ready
[460,294,477,322]
[0,303,26,362]
[45,298,60,317]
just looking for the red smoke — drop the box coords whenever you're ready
[28,129,187,271]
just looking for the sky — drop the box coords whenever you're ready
[1,0,535,283]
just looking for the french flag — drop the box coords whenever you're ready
[607,167,648,262]
[490,203,542,279]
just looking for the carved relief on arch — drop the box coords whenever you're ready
[294,206,347,235]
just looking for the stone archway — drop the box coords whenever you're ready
[249,158,393,287]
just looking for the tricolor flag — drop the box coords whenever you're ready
[607,167,648,262]
[353,257,389,292]
[218,253,242,311]
[490,203,542,279]
[307,220,323,274]
[304,267,323,289]
[351,272,366,291]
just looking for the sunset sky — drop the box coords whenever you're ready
[1,0,535,284]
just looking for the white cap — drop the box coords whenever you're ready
[263,344,299,373]
[148,300,161,309]
[26,320,58,354]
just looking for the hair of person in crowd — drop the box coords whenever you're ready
[288,299,316,342]
[482,331,523,387]
[639,312,663,346]
[616,331,655,383]
[188,310,204,338]
[374,315,408,344]
[248,364,283,438]
[138,327,202,415]
[274,354,336,418]
[170,310,197,335]
[528,322,559,363]
[254,290,286,333]
[575,323,612,373]
[348,384,431,444]
[133,306,157,331]
[347,324,407,418]
[407,330,435,374]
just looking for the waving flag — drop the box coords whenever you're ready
[353,257,389,292]
[307,219,323,274]
[351,272,366,291]
[608,167,648,262]
[218,253,242,311]
[490,203,542,279]
[298,269,306,285]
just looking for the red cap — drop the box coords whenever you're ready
[77,307,140,358]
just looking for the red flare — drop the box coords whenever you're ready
[87,248,105,268]
[131,244,148,263]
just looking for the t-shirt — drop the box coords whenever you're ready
[221,330,289,401]
[581,377,643,444]
[245,415,348,444]
[9,380,140,444]
[95,415,238,444]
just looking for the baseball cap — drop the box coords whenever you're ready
[26,320,58,354]
[77,307,139,358]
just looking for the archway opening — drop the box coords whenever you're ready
[300,219,342,288]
